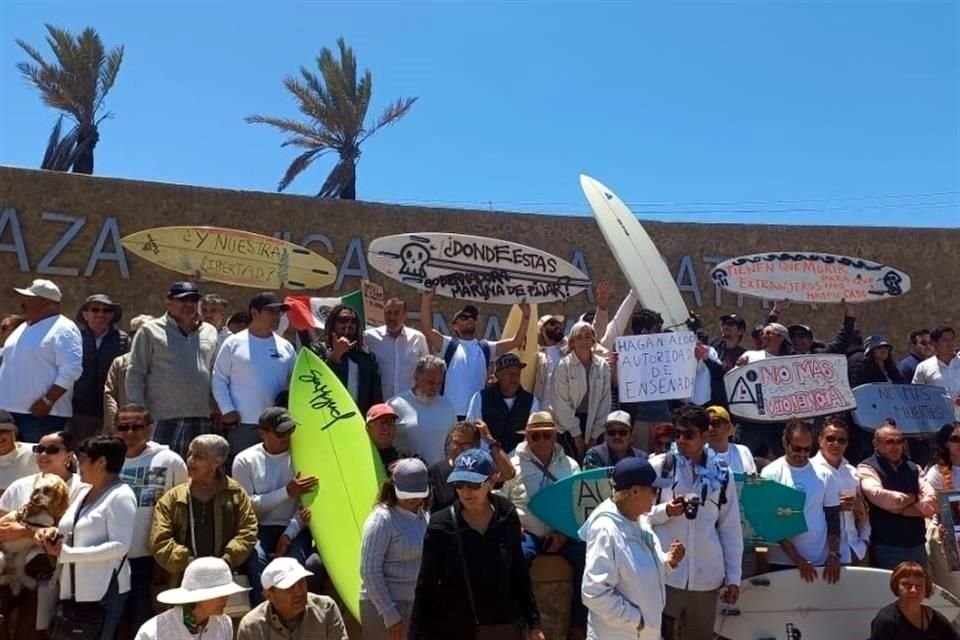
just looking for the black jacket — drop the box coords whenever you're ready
[847,352,906,388]
[72,326,130,418]
[308,340,383,415]
[410,493,541,639]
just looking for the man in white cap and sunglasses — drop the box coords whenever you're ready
[0,279,82,444]
[238,556,347,640]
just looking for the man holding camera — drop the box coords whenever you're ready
[647,405,743,640]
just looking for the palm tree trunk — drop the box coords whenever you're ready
[71,125,99,174]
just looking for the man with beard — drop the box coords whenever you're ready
[310,304,382,415]
[213,293,297,461]
[388,355,457,465]
[364,298,429,400]
[419,291,530,419]
[533,313,566,412]
[71,294,130,441]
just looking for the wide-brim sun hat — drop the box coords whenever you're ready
[157,557,250,605]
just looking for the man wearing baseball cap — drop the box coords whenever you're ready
[787,300,858,356]
[583,410,648,469]
[465,352,540,453]
[418,290,531,419]
[0,410,38,493]
[213,293,297,461]
[705,406,757,474]
[126,281,219,457]
[238,557,347,640]
[533,313,565,412]
[0,279,82,443]
[711,314,747,372]
[366,403,408,467]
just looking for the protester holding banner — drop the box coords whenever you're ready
[551,321,611,458]
[733,322,793,460]
[364,298,430,401]
[786,302,858,356]
[308,304,383,416]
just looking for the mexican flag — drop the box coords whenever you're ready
[281,290,364,333]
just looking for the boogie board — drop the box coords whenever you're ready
[725,354,856,422]
[852,382,954,434]
[528,467,613,539]
[288,349,385,619]
[579,175,690,330]
[367,232,590,304]
[716,567,960,639]
[709,251,911,303]
[121,226,337,289]
[502,303,539,392]
[734,472,807,547]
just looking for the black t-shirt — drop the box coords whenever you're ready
[427,459,456,514]
[870,602,960,640]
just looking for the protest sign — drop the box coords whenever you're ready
[938,491,960,572]
[725,354,856,422]
[853,383,954,434]
[361,280,385,328]
[709,252,911,303]
[367,232,590,304]
[615,331,697,403]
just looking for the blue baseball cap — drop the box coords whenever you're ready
[612,457,657,491]
[447,448,494,484]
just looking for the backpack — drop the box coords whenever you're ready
[656,451,730,509]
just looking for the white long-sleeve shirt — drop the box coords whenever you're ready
[0,314,82,417]
[58,482,138,601]
[364,325,429,400]
[212,330,296,424]
[580,500,671,640]
[811,452,870,563]
[648,450,743,591]
[231,444,300,538]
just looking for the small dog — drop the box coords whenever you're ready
[0,474,71,594]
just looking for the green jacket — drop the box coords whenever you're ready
[149,473,258,584]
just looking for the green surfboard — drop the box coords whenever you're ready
[734,472,807,548]
[289,348,385,620]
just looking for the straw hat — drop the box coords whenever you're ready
[157,557,250,605]
[516,411,560,435]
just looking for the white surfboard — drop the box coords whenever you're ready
[716,567,960,640]
[710,251,911,303]
[579,175,690,329]
[367,233,590,305]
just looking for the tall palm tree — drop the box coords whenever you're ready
[16,24,124,175]
[247,37,416,199]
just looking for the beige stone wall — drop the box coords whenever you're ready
[1,166,956,349]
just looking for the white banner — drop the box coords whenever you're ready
[615,331,697,403]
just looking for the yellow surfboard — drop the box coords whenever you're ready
[502,303,539,392]
[121,226,337,289]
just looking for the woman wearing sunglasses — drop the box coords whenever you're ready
[811,415,871,565]
[925,422,960,596]
[410,448,545,640]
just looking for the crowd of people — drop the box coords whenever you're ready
[0,274,957,640]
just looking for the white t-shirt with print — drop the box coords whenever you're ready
[120,442,188,558]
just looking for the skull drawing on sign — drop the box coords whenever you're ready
[399,242,430,280]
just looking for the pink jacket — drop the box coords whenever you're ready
[857,460,937,518]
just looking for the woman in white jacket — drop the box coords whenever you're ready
[579,457,684,640]
[550,321,611,458]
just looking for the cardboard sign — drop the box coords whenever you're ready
[852,383,955,434]
[938,491,960,572]
[725,354,856,422]
[615,331,698,402]
[361,280,385,328]
[367,232,591,304]
[709,252,911,303]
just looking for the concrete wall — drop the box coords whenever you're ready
[1,166,956,348]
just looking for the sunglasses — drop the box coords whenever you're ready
[87,307,114,314]
[33,444,65,455]
[528,432,555,442]
[335,318,359,326]
[606,429,630,438]
[823,435,848,445]
[115,422,147,432]
[673,430,699,441]
[453,481,484,491]
[881,438,905,446]
[271,427,295,437]
[787,444,813,454]
[949,435,960,444]
[708,419,729,428]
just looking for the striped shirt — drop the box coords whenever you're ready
[359,504,428,627]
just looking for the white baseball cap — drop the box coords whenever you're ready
[14,279,62,302]
[261,557,313,591]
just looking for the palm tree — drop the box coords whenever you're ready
[16,24,124,175]
[246,37,416,199]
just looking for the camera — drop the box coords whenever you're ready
[683,493,700,520]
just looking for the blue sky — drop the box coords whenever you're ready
[1,1,957,228]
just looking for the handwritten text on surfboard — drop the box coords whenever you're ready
[615,332,698,402]
[710,253,908,303]
[725,355,856,421]
[575,478,612,524]
[187,229,291,284]
[853,384,955,432]
[298,369,357,431]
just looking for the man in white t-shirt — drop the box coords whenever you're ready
[0,411,38,495]
[364,298,429,400]
[233,407,318,605]
[760,421,842,583]
[113,403,187,633]
[532,314,566,412]
[0,279,82,444]
[213,293,297,462]
[912,326,960,419]
[388,354,457,465]
[705,406,756,475]
[419,291,530,418]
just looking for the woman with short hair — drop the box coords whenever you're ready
[150,434,258,587]
[870,561,958,639]
[551,321,611,458]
